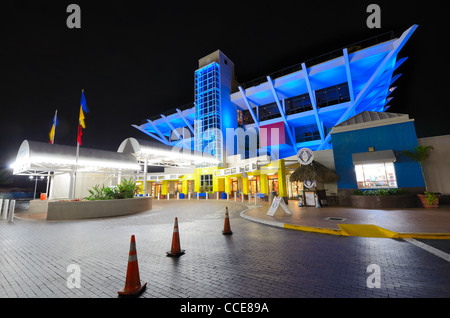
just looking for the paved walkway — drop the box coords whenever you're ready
[3,200,450,298]
[242,201,450,239]
[14,199,450,239]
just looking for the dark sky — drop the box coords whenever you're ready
[0,0,447,176]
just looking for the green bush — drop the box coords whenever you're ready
[353,188,409,196]
[86,178,140,200]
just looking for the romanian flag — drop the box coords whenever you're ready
[77,89,89,145]
[49,109,58,144]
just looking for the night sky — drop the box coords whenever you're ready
[0,1,447,187]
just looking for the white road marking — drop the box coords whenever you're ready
[404,238,450,262]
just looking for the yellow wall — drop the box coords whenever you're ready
[161,180,168,195]
[182,179,188,194]
[224,176,231,193]
[242,177,248,195]
[260,174,268,194]
[278,159,287,197]
[194,167,219,193]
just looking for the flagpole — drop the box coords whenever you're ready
[72,88,88,199]
[73,139,80,199]
[47,109,57,199]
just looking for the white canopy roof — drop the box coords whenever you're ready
[118,137,219,167]
[12,140,140,176]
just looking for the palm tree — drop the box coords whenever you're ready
[401,145,433,191]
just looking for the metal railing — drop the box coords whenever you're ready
[145,102,195,123]
[237,31,395,90]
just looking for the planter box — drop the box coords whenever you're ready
[47,197,152,220]
[417,194,439,208]
[351,194,418,209]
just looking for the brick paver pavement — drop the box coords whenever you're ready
[1,200,450,300]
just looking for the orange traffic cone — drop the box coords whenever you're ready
[118,235,147,296]
[166,217,185,257]
[222,207,233,235]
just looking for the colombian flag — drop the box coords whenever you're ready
[77,89,88,145]
[49,110,58,144]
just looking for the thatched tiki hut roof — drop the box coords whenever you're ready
[289,160,339,183]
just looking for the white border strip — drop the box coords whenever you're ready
[240,209,284,228]
[404,238,450,262]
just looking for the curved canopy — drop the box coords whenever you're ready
[118,137,218,167]
[13,140,139,176]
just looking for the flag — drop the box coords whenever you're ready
[77,123,83,145]
[49,109,58,144]
[77,89,88,145]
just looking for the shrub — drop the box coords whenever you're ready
[86,178,140,200]
[353,188,409,196]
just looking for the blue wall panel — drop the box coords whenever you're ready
[331,121,425,189]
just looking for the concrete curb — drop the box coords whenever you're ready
[240,210,450,239]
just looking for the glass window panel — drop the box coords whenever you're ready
[355,162,398,189]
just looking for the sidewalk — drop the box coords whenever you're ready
[241,201,450,239]
[13,199,450,239]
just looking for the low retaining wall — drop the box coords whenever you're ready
[47,197,152,220]
[350,194,418,209]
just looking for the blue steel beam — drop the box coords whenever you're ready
[343,48,355,104]
[317,24,418,150]
[176,108,195,136]
[238,86,260,128]
[266,76,298,153]
[160,114,190,148]
[131,124,169,145]
[394,57,408,71]
[301,63,325,142]
[147,119,171,145]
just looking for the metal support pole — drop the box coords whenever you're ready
[0,199,4,219]
[8,200,15,222]
[33,177,38,200]
[2,199,9,220]
[143,158,148,196]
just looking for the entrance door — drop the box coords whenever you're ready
[188,181,194,194]
[232,180,238,198]
[268,179,279,194]
[154,184,161,198]
[249,179,259,196]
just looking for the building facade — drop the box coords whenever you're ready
[130,25,420,202]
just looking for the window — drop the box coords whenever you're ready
[200,174,213,192]
[355,162,398,189]
[259,102,281,121]
[295,124,321,143]
[194,62,222,161]
[315,82,350,108]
